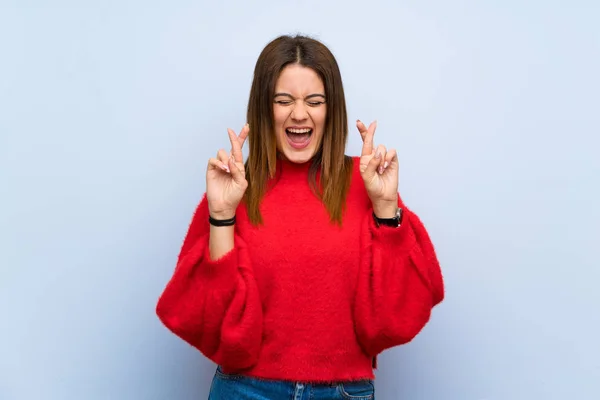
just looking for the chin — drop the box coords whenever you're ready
[280,147,317,164]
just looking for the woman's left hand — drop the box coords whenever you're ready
[357,120,399,218]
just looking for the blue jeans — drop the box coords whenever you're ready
[208,366,375,399]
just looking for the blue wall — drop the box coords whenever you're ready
[1,1,598,399]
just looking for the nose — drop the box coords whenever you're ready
[291,101,308,121]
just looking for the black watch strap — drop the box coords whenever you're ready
[373,207,402,228]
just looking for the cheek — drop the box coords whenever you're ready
[273,107,288,127]
[313,109,327,130]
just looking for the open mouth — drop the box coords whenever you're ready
[285,128,313,149]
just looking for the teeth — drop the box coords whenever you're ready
[287,128,312,134]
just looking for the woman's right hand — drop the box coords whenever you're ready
[206,124,250,219]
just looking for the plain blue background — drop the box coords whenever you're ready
[1,1,599,399]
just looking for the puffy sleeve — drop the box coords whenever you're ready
[155,194,263,370]
[354,197,445,357]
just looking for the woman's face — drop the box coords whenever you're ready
[273,64,327,164]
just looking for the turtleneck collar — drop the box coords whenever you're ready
[270,155,319,185]
[278,157,312,173]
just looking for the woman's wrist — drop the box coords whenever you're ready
[209,209,236,220]
[372,201,398,219]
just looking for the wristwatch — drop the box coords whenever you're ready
[373,207,403,228]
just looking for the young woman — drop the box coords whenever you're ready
[156,34,445,400]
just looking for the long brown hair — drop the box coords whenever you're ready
[244,34,353,225]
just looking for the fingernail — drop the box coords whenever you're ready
[384,161,389,169]
[378,166,383,174]
[375,152,381,159]
[221,165,230,172]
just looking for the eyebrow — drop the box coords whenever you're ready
[274,92,326,100]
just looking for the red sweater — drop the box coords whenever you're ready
[156,156,444,382]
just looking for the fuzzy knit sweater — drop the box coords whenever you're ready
[156,156,444,382]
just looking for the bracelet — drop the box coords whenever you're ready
[209,215,236,227]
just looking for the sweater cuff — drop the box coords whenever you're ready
[368,208,417,252]
[200,243,238,283]
[181,235,239,287]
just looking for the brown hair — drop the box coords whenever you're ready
[244,34,353,225]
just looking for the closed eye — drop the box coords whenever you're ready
[274,100,325,107]
[274,92,326,106]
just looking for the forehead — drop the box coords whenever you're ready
[275,64,324,94]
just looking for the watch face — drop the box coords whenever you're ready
[396,207,402,221]
[389,208,402,226]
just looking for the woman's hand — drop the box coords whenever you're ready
[357,120,399,218]
[206,124,249,219]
